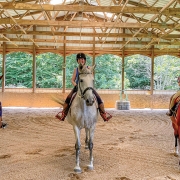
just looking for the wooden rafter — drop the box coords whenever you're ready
[1,18,178,29]
[120,0,177,49]
[0,0,179,57]
[0,3,179,17]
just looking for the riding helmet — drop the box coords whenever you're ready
[76,53,86,61]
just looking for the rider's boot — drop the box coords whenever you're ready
[166,110,173,116]
[99,103,112,122]
[166,104,176,116]
[55,103,69,121]
[1,121,7,129]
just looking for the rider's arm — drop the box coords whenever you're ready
[71,68,77,87]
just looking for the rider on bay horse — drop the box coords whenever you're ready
[166,76,180,117]
[56,53,112,122]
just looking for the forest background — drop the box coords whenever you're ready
[0,52,179,90]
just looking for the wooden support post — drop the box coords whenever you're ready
[121,28,125,95]
[2,42,6,92]
[32,26,36,92]
[93,36,96,76]
[121,48,125,95]
[62,36,66,93]
[33,44,36,92]
[150,45,154,95]
[92,37,95,66]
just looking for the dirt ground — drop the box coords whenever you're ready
[1,108,180,180]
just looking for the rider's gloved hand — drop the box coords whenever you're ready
[74,85,78,91]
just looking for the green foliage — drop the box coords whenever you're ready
[125,55,151,90]
[36,52,63,88]
[0,52,179,90]
[154,55,180,90]
[95,54,122,89]
[6,52,33,88]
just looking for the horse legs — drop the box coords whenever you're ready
[73,126,82,173]
[170,116,179,155]
[87,127,95,170]
[85,128,89,149]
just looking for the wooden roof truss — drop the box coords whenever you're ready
[0,0,179,57]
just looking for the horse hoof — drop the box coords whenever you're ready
[74,167,82,173]
[87,165,93,170]
[175,148,179,156]
[175,152,179,156]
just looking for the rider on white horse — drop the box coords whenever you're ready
[56,53,112,122]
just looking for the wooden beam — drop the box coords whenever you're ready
[0,30,179,39]
[0,18,177,29]
[0,3,179,16]
[1,45,179,54]
[0,37,179,46]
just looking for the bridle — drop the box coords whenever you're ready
[78,73,94,99]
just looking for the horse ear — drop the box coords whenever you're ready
[92,64,96,71]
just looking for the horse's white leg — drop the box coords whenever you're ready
[73,126,82,173]
[87,126,95,170]
[85,128,89,149]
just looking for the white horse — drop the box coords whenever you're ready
[66,64,98,173]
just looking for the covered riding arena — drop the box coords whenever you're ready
[0,0,180,179]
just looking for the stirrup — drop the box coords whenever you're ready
[55,111,66,121]
[100,112,112,122]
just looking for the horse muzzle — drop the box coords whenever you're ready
[86,99,95,106]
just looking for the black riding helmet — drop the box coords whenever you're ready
[76,53,86,62]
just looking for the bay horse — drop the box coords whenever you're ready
[65,64,98,173]
[169,95,180,156]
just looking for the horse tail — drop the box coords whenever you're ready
[51,95,65,106]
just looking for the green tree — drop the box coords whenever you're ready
[154,55,180,90]
[36,53,63,88]
[125,55,151,90]
[6,52,33,88]
[95,54,122,89]
[1,52,180,90]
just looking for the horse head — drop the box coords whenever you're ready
[78,64,95,106]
